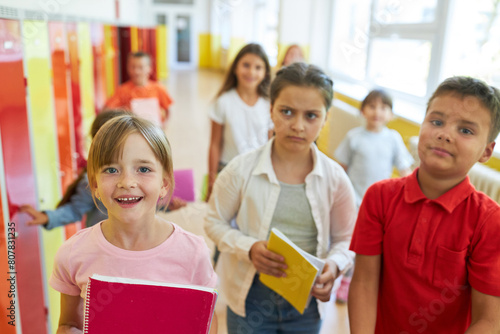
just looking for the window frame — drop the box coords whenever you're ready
[328,0,453,108]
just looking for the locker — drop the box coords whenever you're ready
[0,132,16,334]
[0,18,48,334]
[104,24,119,99]
[118,26,132,84]
[66,22,84,172]
[23,19,67,332]
[91,23,107,112]
[78,22,96,154]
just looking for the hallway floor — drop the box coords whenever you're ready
[160,68,350,334]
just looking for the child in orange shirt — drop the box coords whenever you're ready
[105,51,173,124]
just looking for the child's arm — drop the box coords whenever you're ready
[209,314,218,334]
[348,254,381,334]
[465,288,500,333]
[19,204,49,225]
[56,293,83,334]
[20,175,96,229]
[207,121,223,201]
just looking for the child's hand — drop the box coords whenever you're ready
[249,241,287,277]
[19,205,49,226]
[311,262,336,302]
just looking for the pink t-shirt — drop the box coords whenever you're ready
[50,222,217,299]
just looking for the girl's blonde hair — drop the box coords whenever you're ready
[216,43,271,99]
[87,115,174,204]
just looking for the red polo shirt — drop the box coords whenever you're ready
[350,168,500,333]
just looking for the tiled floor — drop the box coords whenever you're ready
[160,69,350,334]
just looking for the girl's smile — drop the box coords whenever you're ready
[115,196,143,207]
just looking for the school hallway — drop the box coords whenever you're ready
[160,68,350,334]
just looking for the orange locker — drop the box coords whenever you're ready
[91,23,107,112]
[0,18,48,333]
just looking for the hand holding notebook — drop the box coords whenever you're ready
[259,228,325,314]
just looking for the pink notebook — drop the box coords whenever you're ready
[130,97,162,126]
[83,274,218,334]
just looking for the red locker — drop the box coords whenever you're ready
[118,26,132,84]
[49,22,79,239]
[0,18,48,333]
[91,23,107,112]
[66,22,84,170]
[0,144,16,334]
[138,27,158,81]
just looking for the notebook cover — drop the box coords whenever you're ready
[130,97,161,126]
[259,228,325,314]
[83,275,217,334]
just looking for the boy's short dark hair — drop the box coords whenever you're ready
[427,76,500,142]
[128,51,151,63]
[361,89,393,111]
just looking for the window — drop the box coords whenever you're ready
[329,0,443,103]
[328,0,500,142]
[441,0,500,89]
[329,0,500,100]
[254,0,279,66]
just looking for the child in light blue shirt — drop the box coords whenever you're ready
[334,89,414,302]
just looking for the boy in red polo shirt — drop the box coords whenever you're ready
[348,76,500,333]
[105,51,173,124]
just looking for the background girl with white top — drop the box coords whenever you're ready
[207,43,274,200]
[205,63,356,333]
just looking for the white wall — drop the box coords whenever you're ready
[229,0,254,41]
[308,0,332,69]
[278,0,312,46]
[0,0,144,24]
[278,0,331,69]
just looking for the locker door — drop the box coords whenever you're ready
[78,22,96,156]
[156,24,168,80]
[91,23,107,112]
[148,28,158,81]
[104,24,119,98]
[23,19,66,332]
[0,131,16,334]
[138,27,158,81]
[118,26,132,84]
[66,22,84,173]
[0,18,47,334]
[48,22,77,211]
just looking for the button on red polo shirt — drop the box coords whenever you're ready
[350,168,500,333]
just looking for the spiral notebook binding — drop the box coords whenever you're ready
[83,278,92,333]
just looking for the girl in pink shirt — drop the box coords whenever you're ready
[50,115,217,334]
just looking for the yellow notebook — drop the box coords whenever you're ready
[259,228,325,314]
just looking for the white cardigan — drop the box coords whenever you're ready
[204,139,356,317]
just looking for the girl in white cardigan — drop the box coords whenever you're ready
[205,63,356,333]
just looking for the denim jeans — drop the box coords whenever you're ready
[226,275,322,334]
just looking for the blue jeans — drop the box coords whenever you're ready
[226,276,321,334]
